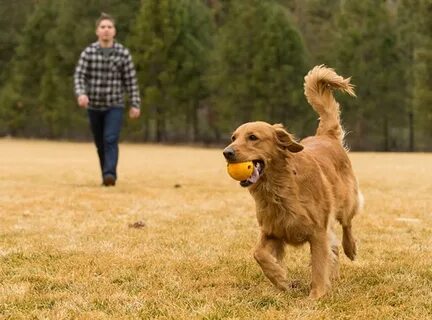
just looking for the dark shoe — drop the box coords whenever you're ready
[103,175,116,186]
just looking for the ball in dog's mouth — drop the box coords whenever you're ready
[227,161,254,181]
[240,160,264,187]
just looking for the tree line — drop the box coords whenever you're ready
[0,0,430,151]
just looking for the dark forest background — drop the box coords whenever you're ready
[0,0,431,150]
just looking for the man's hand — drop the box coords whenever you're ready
[77,95,89,108]
[129,107,141,119]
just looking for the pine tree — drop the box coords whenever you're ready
[38,0,91,138]
[413,0,432,150]
[128,0,214,142]
[209,0,309,136]
[0,0,35,88]
[332,0,406,150]
[291,0,341,65]
[398,0,432,151]
[204,0,233,27]
[0,0,58,136]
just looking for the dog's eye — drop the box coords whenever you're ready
[231,136,236,142]
[249,134,258,141]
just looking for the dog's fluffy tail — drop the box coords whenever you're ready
[304,65,356,142]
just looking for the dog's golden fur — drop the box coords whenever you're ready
[223,65,362,299]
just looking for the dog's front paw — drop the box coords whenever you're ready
[308,287,327,300]
[275,279,302,291]
[275,280,291,291]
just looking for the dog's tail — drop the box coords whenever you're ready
[304,65,356,142]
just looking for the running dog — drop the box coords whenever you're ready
[223,65,363,299]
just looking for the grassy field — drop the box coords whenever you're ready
[0,138,431,319]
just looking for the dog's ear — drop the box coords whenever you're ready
[273,124,303,153]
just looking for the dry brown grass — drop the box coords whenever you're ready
[1,138,431,319]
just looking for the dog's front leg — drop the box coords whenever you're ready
[253,232,290,291]
[309,230,331,299]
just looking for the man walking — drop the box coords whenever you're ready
[74,13,140,186]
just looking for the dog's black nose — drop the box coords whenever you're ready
[223,147,236,161]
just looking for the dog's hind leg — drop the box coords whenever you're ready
[309,230,331,299]
[254,233,290,291]
[342,224,357,260]
[341,191,362,260]
[329,228,340,281]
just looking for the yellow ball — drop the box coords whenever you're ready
[227,161,254,181]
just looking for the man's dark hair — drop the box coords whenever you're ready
[96,12,115,28]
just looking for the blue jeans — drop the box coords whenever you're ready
[87,107,124,180]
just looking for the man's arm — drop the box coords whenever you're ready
[122,49,141,110]
[74,50,89,96]
[74,50,89,108]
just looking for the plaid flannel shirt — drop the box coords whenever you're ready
[74,41,140,109]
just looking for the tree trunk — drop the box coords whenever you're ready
[192,101,199,142]
[155,105,165,142]
[384,116,389,151]
[408,110,414,152]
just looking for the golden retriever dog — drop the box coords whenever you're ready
[223,65,362,299]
